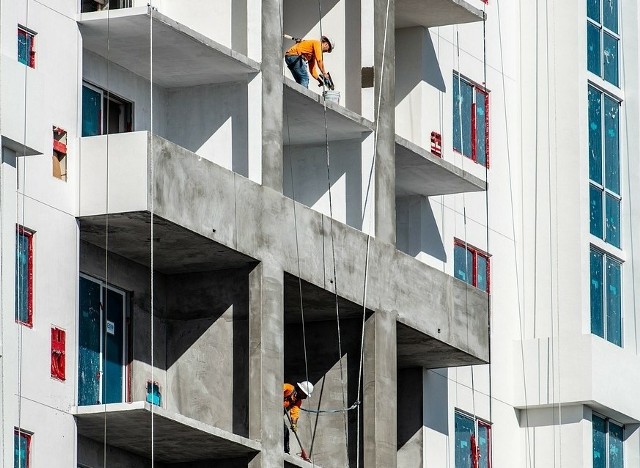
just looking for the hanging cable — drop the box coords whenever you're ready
[149,2,156,467]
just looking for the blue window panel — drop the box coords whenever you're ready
[475,89,487,166]
[14,431,29,468]
[604,96,620,193]
[17,30,32,67]
[603,0,618,34]
[587,23,601,77]
[477,423,490,468]
[605,194,620,248]
[587,0,600,22]
[78,277,102,406]
[606,258,622,346]
[453,75,473,158]
[609,422,624,468]
[104,288,124,404]
[602,33,619,86]
[146,382,161,406]
[82,85,102,137]
[591,250,604,338]
[454,244,473,285]
[588,86,602,184]
[15,231,30,324]
[455,412,474,468]
[477,255,488,292]
[590,185,603,239]
[593,415,607,468]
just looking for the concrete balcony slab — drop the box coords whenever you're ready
[73,402,260,463]
[283,79,374,145]
[78,132,489,366]
[396,0,484,29]
[395,135,486,196]
[78,7,259,87]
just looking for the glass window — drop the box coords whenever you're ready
[590,184,604,238]
[455,412,491,468]
[455,412,475,468]
[15,227,33,326]
[587,0,619,87]
[591,248,622,346]
[605,194,620,248]
[588,86,602,184]
[17,27,35,68]
[593,415,624,468]
[454,241,490,293]
[14,429,31,468]
[603,95,620,194]
[477,421,491,468]
[453,73,490,167]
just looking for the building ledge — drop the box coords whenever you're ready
[73,402,260,463]
[78,7,259,87]
[285,453,319,467]
[395,135,485,197]
[283,79,374,145]
[396,0,484,29]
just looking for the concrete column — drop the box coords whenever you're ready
[363,310,398,467]
[248,262,285,467]
[373,0,396,245]
[261,0,284,192]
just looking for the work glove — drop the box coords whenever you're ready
[316,77,325,87]
[290,422,298,433]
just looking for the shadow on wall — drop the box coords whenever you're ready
[424,369,449,436]
[283,0,341,46]
[283,138,364,230]
[164,82,250,177]
[395,27,446,106]
[396,196,446,262]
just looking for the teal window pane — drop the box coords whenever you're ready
[18,30,30,66]
[478,423,490,468]
[15,231,30,324]
[587,0,600,22]
[14,431,29,468]
[590,185,603,239]
[587,23,601,76]
[603,0,618,34]
[591,250,604,338]
[146,382,162,406]
[604,96,620,193]
[454,244,473,286]
[477,255,488,292]
[588,86,602,184]
[475,90,487,166]
[609,422,624,468]
[593,415,607,468]
[605,194,620,248]
[606,258,622,346]
[82,85,102,137]
[455,413,474,468]
[603,33,619,86]
[453,74,473,158]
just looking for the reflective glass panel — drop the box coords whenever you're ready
[593,415,607,468]
[475,89,487,166]
[605,194,620,248]
[603,0,618,34]
[455,413,474,468]
[588,86,603,184]
[587,22,601,76]
[454,244,473,285]
[606,258,622,346]
[609,422,624,468]
[477,255,488,292]
[453,74,473,158]
[604,95,620,193]
[603,32,619,86]
[478,423,490,468]
[590,184,603,239]
[15,231,30,324]
[587,0,600,22]
[591,249,604,338]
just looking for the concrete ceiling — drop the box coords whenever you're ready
[395,0,484,29]
[395,135,485,196]
[74,402,260,463]
[283,80,374,145]
[79,212,256,275]
[78,8,259,88]
[397,322,484,368]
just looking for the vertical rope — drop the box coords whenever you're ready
[149,3,155,467]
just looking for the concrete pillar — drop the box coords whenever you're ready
[373,0,396,245]
[363,310,398,467]
[248,262,285,467]
[261,0,284,192]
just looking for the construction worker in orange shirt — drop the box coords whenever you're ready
[284,36,334,89]
[283,380,314,454]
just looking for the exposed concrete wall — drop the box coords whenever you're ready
[164,268,250,437]
[78,435,163,468]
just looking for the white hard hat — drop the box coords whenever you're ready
[297,381,314,397]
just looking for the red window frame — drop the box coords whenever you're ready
[51,327,66,381]
[453,73,490,168]
[454,238,491,293]
[16,226,34,327]
[18,27,36,68]
[14,428,32,468]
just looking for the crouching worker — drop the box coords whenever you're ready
[283,381,314,454]
[284,36,334,89]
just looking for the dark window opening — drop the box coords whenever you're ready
[82,83,133,137]
[81,0,132,13]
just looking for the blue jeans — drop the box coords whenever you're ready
[285,55,309,88]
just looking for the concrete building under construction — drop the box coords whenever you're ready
[4,0,640,467]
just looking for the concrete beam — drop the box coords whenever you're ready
[363,311,398,467]
[395,0,484,29]
[249,262,285,467]
[374,0,397,245]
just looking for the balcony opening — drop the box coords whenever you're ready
[53,126,68,181]
[81,0,131,13]
[82,82,133,137]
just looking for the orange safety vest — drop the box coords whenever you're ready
[283,383,303,423]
